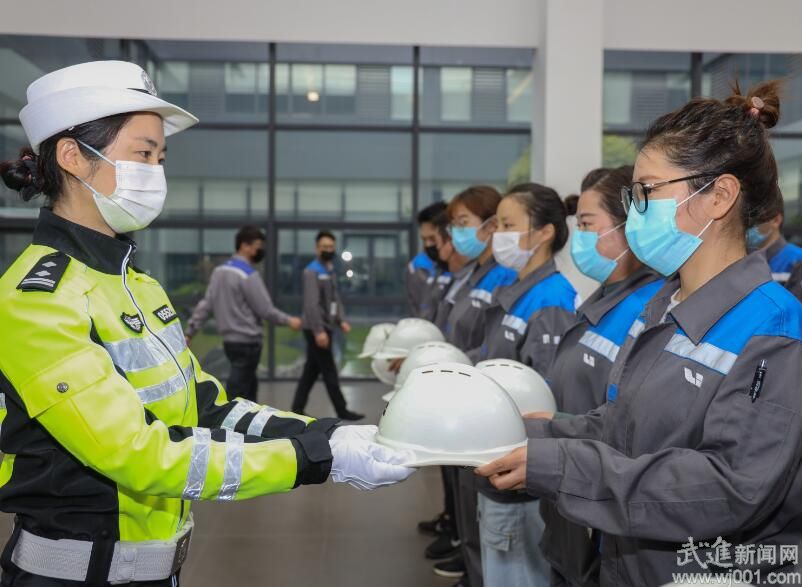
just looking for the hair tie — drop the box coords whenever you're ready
[749,96,764,118]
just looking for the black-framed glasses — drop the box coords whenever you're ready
[620,173,716,214]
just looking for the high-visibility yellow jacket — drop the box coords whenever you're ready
[0,209,335,545]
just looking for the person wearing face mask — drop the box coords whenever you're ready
[478,81,802,587]
[406,202,448,318]
[291,231,364,421]
[475,184,577,373]
[423,208,464,324]
[443,187,517,350]
[462,183,574,587]
[745,199,802,300]
[185,225,302,403]
[0,61,415,586]
[538,166,663,587]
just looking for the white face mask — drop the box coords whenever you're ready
[492,229,539,271]
[73,141,167,234]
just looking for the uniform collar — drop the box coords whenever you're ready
[469,257,498,288]
[645,253,771,345]
[764,235,787,261]
[579,267,659,326]
[232,254,253,266]
[497,258,557,311]
[32,208,136,275]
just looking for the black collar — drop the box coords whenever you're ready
[578,267,660,326]
[32,208,136,275]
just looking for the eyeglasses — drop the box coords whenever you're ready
[620,173,716,214]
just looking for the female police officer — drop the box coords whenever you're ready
[540,166,663,587]
[478,80,802,586]
[0,61,413,586]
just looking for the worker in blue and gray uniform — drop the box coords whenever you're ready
[291,230,363,421]
[746,196,802,301]
[540,166,663,587]
[421,207,460,322]
[444,191,517,351]
[186,225,301,402]
[406,201,447,317]
[476,184,577,374]
[479,80,802,587]
[470,183,574,587]
[430,185,508,585]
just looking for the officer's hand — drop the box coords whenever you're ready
[288,317,302,331]
[388,358,405,374]
[475,446,527,491]
[329,425,416,490]
[523,411,554,420]
[315,331,330,349]
[341,321,352,334]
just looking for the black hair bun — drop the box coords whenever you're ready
[0,148,43,201]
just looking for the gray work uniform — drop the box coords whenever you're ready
[445,259,517,353]
[405,252,436,318]
[539,267,662,587]
[479,259,577,375]
[764,236,802,303]
[301,259,344,335]
[433,261,476,333]
[421,269,452,322]
[525,253,802,586]
[186,254,291,343]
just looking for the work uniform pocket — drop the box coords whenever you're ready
[478,496,520,552]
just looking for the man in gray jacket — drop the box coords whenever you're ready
[186,226,301,402]
[291,231,364,421]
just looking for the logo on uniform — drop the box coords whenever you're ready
[684,367,703,388]
[121,312,144,334]
[583,353,596,368]
[141,70,158,96]
[504,330,516,342]
[153,305,178,324]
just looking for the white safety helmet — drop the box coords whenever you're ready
[373,318,444,360]
[382,341,472,403]
[475,359,556,414]
[376,363,527,466]
[359,323,396,359]
[371,358,397,387]
[19,61,198,154]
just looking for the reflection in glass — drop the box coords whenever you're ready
[275,131,411,221]
[419,133,530,207]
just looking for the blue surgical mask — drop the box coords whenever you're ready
[625,180,716,276]
[746,225,768,249]
[451,222,490,260]
[571,223,627,283]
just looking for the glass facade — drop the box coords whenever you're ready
[0,36,531,379]
[602,51,802,234]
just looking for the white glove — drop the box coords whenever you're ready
[329,425,416,491]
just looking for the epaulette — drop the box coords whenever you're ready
[17,252,71,293]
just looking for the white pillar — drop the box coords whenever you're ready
[532,0,605,301]
[531,0,604,194]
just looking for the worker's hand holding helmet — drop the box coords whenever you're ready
[329,425,416,490]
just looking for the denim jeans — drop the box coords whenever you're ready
[478,494,550,587]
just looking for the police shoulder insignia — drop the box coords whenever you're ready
[153,305,178,324]
[17,252,71,293]
[121,313,144,334]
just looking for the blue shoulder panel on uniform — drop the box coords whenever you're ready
[508,273,577,322]
[588,279,664,347]
[225,257,256,276]
[769,243,802,273]
[699,281,802,356]
[409,252,436,275]
[474,264,517,293]
[306,260,330,275]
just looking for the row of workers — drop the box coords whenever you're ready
[401,79,802,587]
